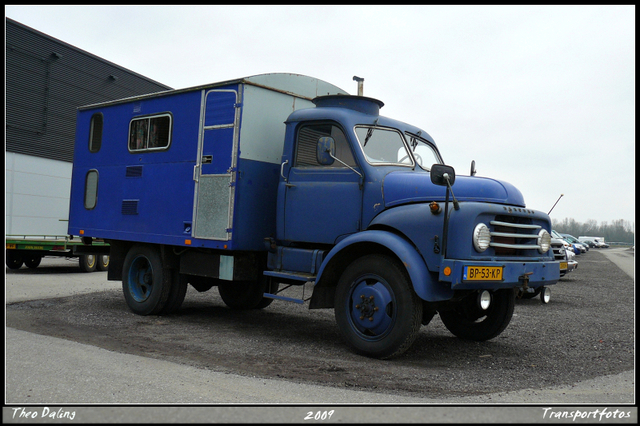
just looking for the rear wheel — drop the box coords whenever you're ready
[97,254,110,271]
[122,245,171,315]
[218,278,274,310]
[6,252,23,270]
[24,255,42,269]
[439,288,515,341]
[161,272,188,314]
[79,254,97,272]
[334,254,423,359]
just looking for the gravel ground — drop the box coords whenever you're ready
[5,249,634,402]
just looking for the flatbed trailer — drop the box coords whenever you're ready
[5,235,110,272]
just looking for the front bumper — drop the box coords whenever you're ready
[439,259,560,290]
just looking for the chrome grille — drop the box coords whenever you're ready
[489,217,541,254]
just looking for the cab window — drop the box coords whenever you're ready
[295,123,356,167]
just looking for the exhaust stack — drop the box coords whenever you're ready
[353,76,364,96]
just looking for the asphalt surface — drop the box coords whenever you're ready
[4,248,636,423]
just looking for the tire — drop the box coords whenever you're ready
[122,245,171,315]
[218,278,272,310]
[439,288,515,341]
[540,286,551,304]
[517,287,541,299]
[254,279,278,309]
[334,254,423,359]
[97,255,110,271]
[24,255,42,269]
[79,254,97,272]
[6,252,23,270]
[161,272,188,314]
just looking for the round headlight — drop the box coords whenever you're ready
[473,223,491,252]
[538,229,551,253]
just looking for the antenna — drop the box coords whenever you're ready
[548,194,564,215]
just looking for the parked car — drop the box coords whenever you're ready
[579,236,609,248]
[552,230,579,255]
[517,238,574,303]
[592,238,609,248]
[561,233,589,252]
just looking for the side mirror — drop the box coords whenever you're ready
[430,164,456,186]
[316,137,336,166]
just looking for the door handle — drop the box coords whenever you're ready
[280,160,289,182]
[193,164,200,182]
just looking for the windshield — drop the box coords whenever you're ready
[354,126,442,170]
[355,126,411,166]
[404,132,442,171]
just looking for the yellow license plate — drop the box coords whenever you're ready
[463,266,503,281]
[6,243,16,249]
[560,262,568,270]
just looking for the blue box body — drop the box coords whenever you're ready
[68,75,346,251]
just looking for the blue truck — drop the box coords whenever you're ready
[68,73,559,359]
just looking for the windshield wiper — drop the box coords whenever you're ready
[363,119,379,147]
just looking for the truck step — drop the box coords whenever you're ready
[263,270,316,284]
[262,292,305,304]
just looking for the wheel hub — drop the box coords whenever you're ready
[356,295,379,321]
[350,280,395,337]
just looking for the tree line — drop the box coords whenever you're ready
[551,218,635,244]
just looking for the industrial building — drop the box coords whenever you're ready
[6,17,172,235]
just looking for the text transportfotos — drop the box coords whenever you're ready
[542,407,631,421]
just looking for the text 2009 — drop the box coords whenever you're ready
[304,410,335,421]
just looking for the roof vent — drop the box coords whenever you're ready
[312,95,384,116]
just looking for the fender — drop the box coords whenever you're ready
[316,230,454,302]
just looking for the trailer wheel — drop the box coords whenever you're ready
[334,254,423,359]
[218,279,272,310]
[97,255,110,271]
[24,255,42,269]
[79,254,97,272]
[122,245,171,315]
[439,288,515,341]
[6,252,23,270]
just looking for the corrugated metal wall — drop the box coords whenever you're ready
[5,18,173,162]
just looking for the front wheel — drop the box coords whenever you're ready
[334,254,423,359]
[439,288,515,341]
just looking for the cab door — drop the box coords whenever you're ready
[282,122,363,244]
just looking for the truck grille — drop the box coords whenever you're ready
[489,215,541,255]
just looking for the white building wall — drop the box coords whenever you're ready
[5,152,73,236]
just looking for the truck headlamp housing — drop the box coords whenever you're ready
[538,229,551,253]
[473,223,491,252]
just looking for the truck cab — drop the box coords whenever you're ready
[266,94,560,358]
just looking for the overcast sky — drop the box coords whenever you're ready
[6,5,635,227]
